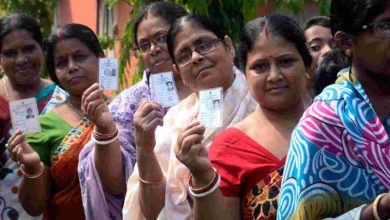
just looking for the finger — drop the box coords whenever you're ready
[8,133,25,152]
[145,117,163,133]
[8,129,22,145]
[180,134,204,155]
[142,109,164,125]
[139,102,162,117]
[10,145,21,162]
[16,146,24,163]
[81,83,100,108]
[85,100,103,116]
[182,124,205,139]
[84,88,104,105]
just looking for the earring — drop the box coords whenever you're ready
[345,49,352,57]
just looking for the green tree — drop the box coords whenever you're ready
[105,0,331,89]
[0,0,57,37]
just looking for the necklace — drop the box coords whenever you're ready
[67,100,84,116]
[3,79,10,99]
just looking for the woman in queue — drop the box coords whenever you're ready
[6,23,119,219]
[78,2,192,219]
[0,12,67,219]
[124,14,257,219]
[175,15,312,219]
[278,0,390,219]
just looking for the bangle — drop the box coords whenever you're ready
[92,128,119,145]
[20,162,45,179]
[188,169,221,198]
[94,125,118,139]
[139,175,165,185]
[373,193,387,220]
[189,168,218,194]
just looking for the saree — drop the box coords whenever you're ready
[0,85,67,220]
[277,70,390,220]
[123,66,257,220]
[44,117,93,220]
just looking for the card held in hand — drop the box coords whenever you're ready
[99,58,118,90]
[150,71,180,108]
[9,98,41,134]
[198,87,223,128]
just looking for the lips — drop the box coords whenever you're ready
[69,75,86,84]
[196,65,213,78]
[266,85,289,93]
[14,65,38,75]
[152,58,169,68]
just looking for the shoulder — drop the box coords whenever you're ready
[209,127,247,159]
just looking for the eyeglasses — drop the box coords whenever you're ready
[136,34,168,54]
[362,22,390,38]
[175,38,221,66]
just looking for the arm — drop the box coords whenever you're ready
[175,121,241,220]
[81,83,125,195]
[134,101,165,219]
[360,193,390,220]
[7,130,51,216]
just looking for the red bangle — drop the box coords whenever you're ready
[189,168,218,194]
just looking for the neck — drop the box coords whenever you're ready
[4,76,43,99]
[175,76,192,100]
[68,96,82,111]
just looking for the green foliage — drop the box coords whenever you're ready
[98,34,115,50]
[109,0,331,88]
[0,0,56,36]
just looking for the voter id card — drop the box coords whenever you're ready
[198,87,223,128]
[9,98,41,134]
[150,71,180,108]
[99,58,119,90]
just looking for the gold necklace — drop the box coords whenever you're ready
[67,100,84,116]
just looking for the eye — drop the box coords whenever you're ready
[197,41,213,53]
[176,51,191,65]
[250,62,269,73]
[156,34,167,44]
[55,58,68,69]
[74,53,87,62]
[22,45,36,54]
[310,45,321,52]
[138,42,150,52]
[278,58,296,68]
[2,49,17,58]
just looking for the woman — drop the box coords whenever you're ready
[175,15,312,220]
[124,14,257,219]
[278,0,390,219]
[0,12,67,219]
[6,23,118,219]
[78,2,191,219]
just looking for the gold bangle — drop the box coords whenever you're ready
[373,193,387,220]
[139,175,165,185]
[20,162,45,179]
[94,125,118,139]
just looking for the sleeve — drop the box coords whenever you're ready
[208,129,246,197]
[78,90,137,220]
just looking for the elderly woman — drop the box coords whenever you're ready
[6,23,117,219]
[123,14,257,219]
[175,14,312,220]
[278,0,390,219]
[0,12,67,219]
[77,2,192,219]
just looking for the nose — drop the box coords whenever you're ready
[15,52,28,64]
[191,50,204,64]
[68,58,78,73]
[150,42,161,56]
[267,64,283,82]
[320,43,332,58]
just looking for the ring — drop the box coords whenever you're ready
[5,143,9,149]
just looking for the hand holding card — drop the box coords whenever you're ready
[9,98,41,134]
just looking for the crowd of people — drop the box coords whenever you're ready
[0,0,389,219]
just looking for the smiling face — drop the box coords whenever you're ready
[136,13,173,74]
[0,30,43,85]
[245,34,308,111]
[53,38,99,96]
[172,22,235,92]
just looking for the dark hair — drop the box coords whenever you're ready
[237,15,312,72]
[45,23,103,87]
[304,16,330,31]
[167,14,228,62]
[133,2,188,47]
[330,0,387,36]
[0,12,43,51]
[314,48,351,96]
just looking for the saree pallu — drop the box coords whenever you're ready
[44,118,93,220]
[277,71,390,220]
[242,166,284,220]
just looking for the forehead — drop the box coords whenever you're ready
[54,38,91,58]
[1,30,38,49]
[304,25,332,42]
[137,14,170,40]
[247,35,300,60]
[173,22,217,51]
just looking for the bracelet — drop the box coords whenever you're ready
[91,129,119,145]
[20,162,45,179]
[373,193,387,220]
[189,173,221,198]
[139,175,165,185]
[94,125,118,139]
[189,168,218,194]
